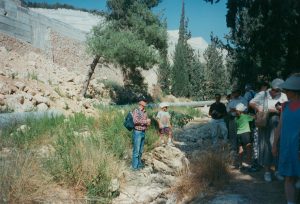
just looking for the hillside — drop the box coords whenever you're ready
[30,8,209,60]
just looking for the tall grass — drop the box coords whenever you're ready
[0,151,54,203]
[0,115,64,148]
[0,105,202,202]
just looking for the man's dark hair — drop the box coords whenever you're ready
[138,96,148,103]
[215,93,221,97]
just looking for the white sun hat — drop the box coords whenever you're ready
[235,103,247,112]
[280,75,300,91]
[159,102,169,108]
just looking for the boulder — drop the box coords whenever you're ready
[37,103,49,111]
[15,81,26,91]
[152,146,189,175]
[33,95,50,106]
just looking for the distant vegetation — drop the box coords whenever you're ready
[20,0,105,16]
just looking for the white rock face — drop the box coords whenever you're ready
[30,8,105,33]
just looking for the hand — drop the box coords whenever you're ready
[147,119,151,126]
[256,107,263,112]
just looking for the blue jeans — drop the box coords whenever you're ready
[132,130,145,169]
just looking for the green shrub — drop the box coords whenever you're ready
[0,115,64,148]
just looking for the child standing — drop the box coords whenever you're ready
[156,102,174,146]
[235,103,254,170]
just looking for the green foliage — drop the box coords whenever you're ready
[169,111,194,128]
[158,59,171,94]
[171,41,190,97]
[88,26,159,70]
[202,37,229,99]
[171,1,200,98]
[88,0,167,90]
[86,161,112,200]
[0,115,64,148]
[103,82,152,105]
[225,0,300,85]
[189,54,206,100]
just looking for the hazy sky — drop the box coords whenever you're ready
[28,0,229,42]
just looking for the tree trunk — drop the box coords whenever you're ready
[80,55,100,97]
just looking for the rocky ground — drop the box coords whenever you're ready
[111,115,286,204]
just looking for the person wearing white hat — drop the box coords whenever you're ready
[156,102,174,146]
[234,103,255,170]
[272,73,300,204]
[249,78,288,182]
[227,87,248,152]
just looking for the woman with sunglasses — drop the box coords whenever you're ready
[272,74,300,204]
[249,78,288,182]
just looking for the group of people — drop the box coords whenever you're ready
[209,74,300,204]
[127,73,300,203]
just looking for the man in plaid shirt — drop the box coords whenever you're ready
[131,97,151,170]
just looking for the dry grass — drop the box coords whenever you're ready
[0,151,55,203]
[171,145,231,203]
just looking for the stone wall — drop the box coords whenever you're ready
[0,0,86,53]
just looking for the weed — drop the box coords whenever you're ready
[27,70,38,80]
[54,87,64,97]
[11,72,18,79]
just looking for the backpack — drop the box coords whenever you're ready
[124,112,134,131]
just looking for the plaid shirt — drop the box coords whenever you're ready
[132,108,148,131]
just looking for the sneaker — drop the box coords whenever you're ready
[264,172,272,182]
[274,171,284,181]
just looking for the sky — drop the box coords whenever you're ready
[28,0,229,42]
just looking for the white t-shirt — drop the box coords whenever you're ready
[156,111,171,128]
[250,89,288,111]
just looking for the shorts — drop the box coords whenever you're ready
[159,127,171,135]
[237,132,252,147]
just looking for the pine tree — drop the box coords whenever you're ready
[84,0,168,97]
[171,0,192,97]
[203,37,227,99]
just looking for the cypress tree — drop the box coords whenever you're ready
[171,0,191,97]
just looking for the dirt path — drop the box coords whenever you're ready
[192,168,286,204]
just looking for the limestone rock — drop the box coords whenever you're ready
[33,95,50,106]
[152,146,189,175]
[15,81,26,91]
[37,103,49,111]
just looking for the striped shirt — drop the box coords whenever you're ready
[132,108,149,131]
